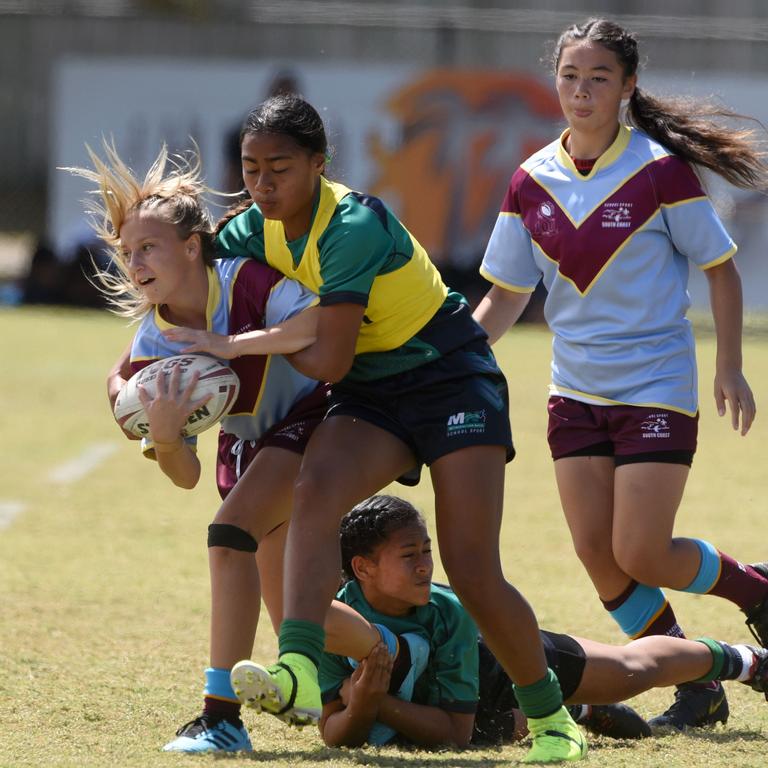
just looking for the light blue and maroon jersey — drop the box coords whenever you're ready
[129,257,318,453]
[480,125,737,415]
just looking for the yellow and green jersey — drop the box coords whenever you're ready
[216,176,483,381]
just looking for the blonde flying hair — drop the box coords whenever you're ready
[64,141,216,319]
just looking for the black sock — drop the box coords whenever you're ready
[203,696,242,724]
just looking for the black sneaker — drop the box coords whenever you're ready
[741,645,768,701]
[745,561,768,647]
[569,703,651,739]
[648,682,729,733]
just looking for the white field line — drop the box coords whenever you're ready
[0,501,26,530]
[1,442,119,533]
[47,441,120,485]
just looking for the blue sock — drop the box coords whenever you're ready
[682,539,721,594]
[605,582,668,638]
[204,666,238,702]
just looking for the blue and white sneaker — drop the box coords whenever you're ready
[162,714,252,753]
[348,629,430,745]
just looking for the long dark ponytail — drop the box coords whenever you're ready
[553,18,768,190]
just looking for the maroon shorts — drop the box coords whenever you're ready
[547,396,698,465]
[216,384,329,499]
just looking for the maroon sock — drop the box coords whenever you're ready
[706,552,768,612]
[636,601,685,639]
[203,695,242,722]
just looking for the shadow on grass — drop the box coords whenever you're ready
[584,726,766,753]
[211,745,512,765]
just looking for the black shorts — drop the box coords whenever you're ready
[472,631,587,746]
[327,338,515,485]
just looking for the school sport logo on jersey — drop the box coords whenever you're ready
[446,410,486,436]
[640,413,670,439]
[533,201,559,236]
[601,202,633,229]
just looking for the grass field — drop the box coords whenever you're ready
[1,306,767,768]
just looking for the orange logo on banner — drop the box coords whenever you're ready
[370,70,561,267]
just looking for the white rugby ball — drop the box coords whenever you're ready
[114,354,240,438]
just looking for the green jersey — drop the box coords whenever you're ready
[319,580,479,713]
[216,177,483,381]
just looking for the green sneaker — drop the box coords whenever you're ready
[230,653,321,727]
[523,706,588,764]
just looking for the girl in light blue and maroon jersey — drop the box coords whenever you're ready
[76,143,384,755]
[475,17,768,732]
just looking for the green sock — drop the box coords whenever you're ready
[513,668,563,719]
[278,619,325,668]
[693,637,755,682]
[692,638,725,682]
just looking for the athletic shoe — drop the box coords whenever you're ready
[745,561,768,647]
[347,631,430,745]
[648,682,729,732]
[569,703,651,739]
[230,652,321,727]
[162,714,252,752]
[522,706,587,764]
[742,645,768,701]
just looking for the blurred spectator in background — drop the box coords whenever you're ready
[21,225,112,308]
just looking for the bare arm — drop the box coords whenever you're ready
[376,696,475,748]
[286,303,364,382]
[108,343,141,440]
[162,307,319,359]
[320,645,392,747]
[320,644,475,749]
[705,259,756,435]
[473,285,533,345]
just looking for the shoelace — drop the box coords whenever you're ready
[175,716,212,737]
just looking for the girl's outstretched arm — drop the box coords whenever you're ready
[473,285,532,345]
[705,259,756,435]
[163,307,319,359]
[286,303,365,382]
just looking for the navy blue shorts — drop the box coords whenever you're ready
[327,338,515,485]
[473,631,587,745]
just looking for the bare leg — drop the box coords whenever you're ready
[256,521,288,635]
[324,601,382,659]
[554,456,630,600]
[209,447,300,668]
[612,463,701,589]
[432,446,547,686]
[283,416,416,623]
[569,635,713,703]
[259,521,381,658]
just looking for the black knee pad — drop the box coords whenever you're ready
[207,523,258,552]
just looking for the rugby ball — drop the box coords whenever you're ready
[114,354,240,438]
